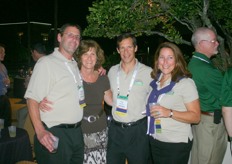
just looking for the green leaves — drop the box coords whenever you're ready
[85,0,163,37]
[84,0,232,49]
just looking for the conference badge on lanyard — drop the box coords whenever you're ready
[155,119,162,133]
[78,85,86,108]
[116,95,128,116]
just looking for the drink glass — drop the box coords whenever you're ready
[0,119,4,129]
[51,136,59,153]
[149,102,159,109]
[8,126,16,137]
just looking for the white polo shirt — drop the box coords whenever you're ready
[25,48,83,128]
[108,59,152,123]
[152,77,199,143]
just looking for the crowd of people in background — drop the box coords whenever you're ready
[0,43,11,128]
[0,23,232,164]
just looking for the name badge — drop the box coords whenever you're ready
[155,119,162,133]
[116,95,128,116]
[78,85,86,108]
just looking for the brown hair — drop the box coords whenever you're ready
[59,23,82,36]
[151,42,191,82]
[116,33,137,48]
[75,40,105,70]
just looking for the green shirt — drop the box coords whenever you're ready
[188,52,223,112]
[221,68,232,106]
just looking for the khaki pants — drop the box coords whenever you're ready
[191,115,227,164]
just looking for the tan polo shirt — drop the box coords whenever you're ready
[25,48,83,128]
[151,77,199,143]
[108,59,152,122]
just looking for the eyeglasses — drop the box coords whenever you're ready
[201,39,218,44]
[64,33,81,40]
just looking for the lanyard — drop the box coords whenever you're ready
[193,55,209,63]
[117,62,139,96]
[64,60,82,85]
[146,75,180,135]
[65,60,86,108]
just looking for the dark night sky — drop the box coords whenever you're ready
[0,0,94,28]
[0,0,119,72]
[0,0,161,69]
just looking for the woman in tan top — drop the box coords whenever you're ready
[146,42,200,164]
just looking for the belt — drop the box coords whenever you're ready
[43,122,81,129]
[83,109,104,123]
[112,117,146,128]
[201,111,214,116]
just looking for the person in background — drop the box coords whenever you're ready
[107,33,152,164]
[31,43,47,62]
[188,27,227,164]
[17,42,47,128]
[24,23,84,164]
[0,43,11,127]
[221,68,232,154]
[25,42,47,87]
[146,42,200,164]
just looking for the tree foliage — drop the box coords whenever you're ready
[84,0,232,69]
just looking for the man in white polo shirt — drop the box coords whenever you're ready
[107,33,152,164]
[25,23,84,164]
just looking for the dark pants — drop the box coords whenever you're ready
[0,95,11,127]
[34,125,84,164]
[107,118,150,164]
[149,137,192,164]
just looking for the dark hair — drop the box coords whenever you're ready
[75,40,105,70]
[59,23,82,36]
[116,33,137,48]
[151,42,192,82]
[31,43,47,54]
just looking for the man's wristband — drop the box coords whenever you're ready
[169,109,173,118]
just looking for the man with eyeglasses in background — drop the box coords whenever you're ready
[25,23,84,164]
[188,27,227,164]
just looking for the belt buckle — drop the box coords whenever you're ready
[87,115,97,123]
[121,123,126,128]
[121,123,131,128]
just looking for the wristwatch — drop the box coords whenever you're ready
[169,109,173,118]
